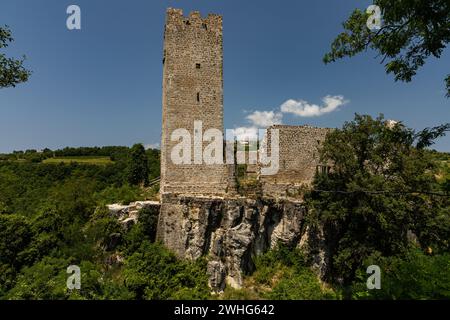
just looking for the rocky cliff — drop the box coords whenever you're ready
[157,195,327,292]
[108,201,160,230]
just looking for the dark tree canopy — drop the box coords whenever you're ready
[0,26,31,88]
[324,0,450,97]
[127,143,150,186]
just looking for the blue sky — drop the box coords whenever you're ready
[0,0,449,153]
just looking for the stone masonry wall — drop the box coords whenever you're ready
[260,125,332,198]
[160,8,227,196]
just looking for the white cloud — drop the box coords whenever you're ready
[246,110,283,127]
[228,110,282,142]
[230,126,259,142]
[145,143,160,150]
[231,94,347,141]
[280,95,348,117]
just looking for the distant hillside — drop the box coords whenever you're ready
[0,146,160,177]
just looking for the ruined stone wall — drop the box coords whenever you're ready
[160,8,227,196]
[260,125,332,198]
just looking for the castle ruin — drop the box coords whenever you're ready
[160,8,331,200]
[157,8,332,291]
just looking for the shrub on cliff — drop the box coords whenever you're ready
[123,241,210,300]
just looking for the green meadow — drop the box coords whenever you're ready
[43,156,114,165]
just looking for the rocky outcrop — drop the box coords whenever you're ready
[157,195,327,293]
[107,201,160,230]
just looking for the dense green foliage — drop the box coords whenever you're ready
[0,145,207,300]
[123,242,209,300]
[0,26,31,88]
[351,248,450,299]
[324,0,450,97]
[307,114,450,290]
[253,247,337,300]
[127,144,149,186]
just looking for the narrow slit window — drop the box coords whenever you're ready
[197,92,200,102]
[202,23,208,30]
[196,63,201,69]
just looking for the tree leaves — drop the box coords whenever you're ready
[0,25,31,89]
[308,114,450,284]
[415,123,450,149]
[324,0,450,97]
[127,144,150,186]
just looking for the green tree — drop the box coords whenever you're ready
[127,144,149,186]
[0,214,33,269]
[351,248,450,299]
[268,269,330,300]
[307,114,450,283]
[254,246,330,299]
[0,214,34,294]
[5,256,68,300]
[324,1,450,97]
[146,148,161,180]
[85,206,123,251]
[0,26,31,88]
[123,241,210,300]
[137,206,159,242]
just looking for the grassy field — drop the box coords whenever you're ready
[43,156,114,165]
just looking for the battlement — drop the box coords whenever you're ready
[165,8,222,32]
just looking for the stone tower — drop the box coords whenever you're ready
[160,8,228,197]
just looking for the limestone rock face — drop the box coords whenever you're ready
[107,201,160,230]
[157,195,326,292]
